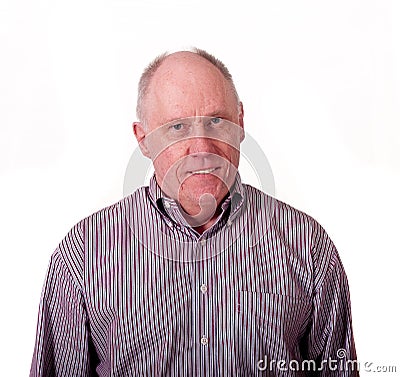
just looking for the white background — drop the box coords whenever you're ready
[1,0,399,375]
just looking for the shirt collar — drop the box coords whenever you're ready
[148,172,245,226]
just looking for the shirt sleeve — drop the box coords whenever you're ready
[30,224,93,376]
[303,222,359,377]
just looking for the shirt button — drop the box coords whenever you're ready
[200,336,208,345]
[200,239,206,246]
[164,201,170,209]
[227,219,232,227]
[200,284,208,294]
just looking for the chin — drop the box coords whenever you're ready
[184,173,223,190]
[185,184,227,205]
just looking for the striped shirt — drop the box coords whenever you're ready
[30,174,358,376]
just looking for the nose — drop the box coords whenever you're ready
[188,124,215,155]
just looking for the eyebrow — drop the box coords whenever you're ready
[207,109,229,118]
[161,110,229,125]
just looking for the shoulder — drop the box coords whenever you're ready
[243,183,319,232]
[55,186,150,268]
[243,184,341,280]
[78,185,149,228]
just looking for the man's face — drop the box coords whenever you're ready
[135,53,244,218]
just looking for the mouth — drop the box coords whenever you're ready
[189,167,219,175]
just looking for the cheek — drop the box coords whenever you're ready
[216,142,240,164]
[153,146,184,176]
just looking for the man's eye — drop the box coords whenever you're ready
[172,123,183,130]
[210,117,222,125]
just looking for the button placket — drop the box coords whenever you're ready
[194,257,211,355]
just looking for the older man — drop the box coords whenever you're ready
[30,48,358,376]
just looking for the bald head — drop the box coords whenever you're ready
[136,49,240,126]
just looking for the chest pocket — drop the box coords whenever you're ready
[235,291,311,350]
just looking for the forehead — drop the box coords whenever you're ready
[145,54,237,126]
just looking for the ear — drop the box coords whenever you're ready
[133,122,151,158]
[238,102,245,142]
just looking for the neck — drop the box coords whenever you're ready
[178,202,222,234]
[192,207,222,234]
[178,194,223,233]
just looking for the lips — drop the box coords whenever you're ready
[189,167,219,175]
